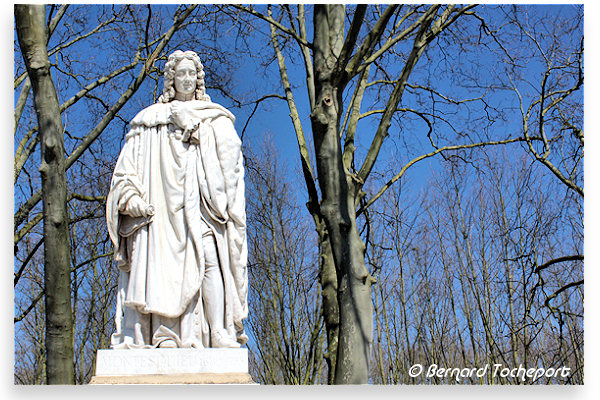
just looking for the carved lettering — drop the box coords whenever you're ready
[95,349,248,376]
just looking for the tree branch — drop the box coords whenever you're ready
[345,5,399,79]
[297,4,316,109]
[232,4,313,50]
[356,5,440,185]
[239,94,286,141]
[353,8,425,77]
[14,128,39,183]
[14,291,44,323]
[534,255,583,273]
[14,238,43,287]
[335,5,367,78]
[14,77,32,133]
[358,137,528,215]
[544,279,583,308]
[268,7,320,217]
[342,65,371,171]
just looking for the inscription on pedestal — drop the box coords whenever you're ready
[95,348,248,376]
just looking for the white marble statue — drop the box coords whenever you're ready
[106,50,248,349]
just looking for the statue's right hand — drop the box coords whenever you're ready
[170,101,185,129]
[170,101,195,132]
[124,196,153,218]
[170,101,181,118]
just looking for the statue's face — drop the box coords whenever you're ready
[174,58,197,98]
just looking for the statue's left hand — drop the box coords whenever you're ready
[124,196,154,218]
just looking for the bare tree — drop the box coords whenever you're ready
[227,4,543,383]
[15,4,74,384]
[245,137,325,384]
[502,7,584,304]
[367,144,583,384]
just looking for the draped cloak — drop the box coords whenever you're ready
[106,100,248,348]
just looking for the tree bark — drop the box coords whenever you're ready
[15,4,74,384]
[311,5,374,384]
[316,222,339,384]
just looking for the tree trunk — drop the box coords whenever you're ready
[316,222,339,384]
[15,4,74,385]
[311,4,374,384]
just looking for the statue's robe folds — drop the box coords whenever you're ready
[106,100,248,348]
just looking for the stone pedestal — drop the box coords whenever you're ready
[90,348,254,384]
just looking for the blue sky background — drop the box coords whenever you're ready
[11,3,584,211]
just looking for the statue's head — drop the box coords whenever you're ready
[160,50,211,103]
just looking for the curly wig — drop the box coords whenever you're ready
[160,50,211,103]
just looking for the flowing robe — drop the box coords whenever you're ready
[106,100,248,348]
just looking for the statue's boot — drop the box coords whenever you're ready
[211,329,241,348]
[158,339,177,348]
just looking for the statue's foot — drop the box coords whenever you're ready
[211,330,241,348]
[158,339,177,348]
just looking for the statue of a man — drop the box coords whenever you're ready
[106,50,248,349]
